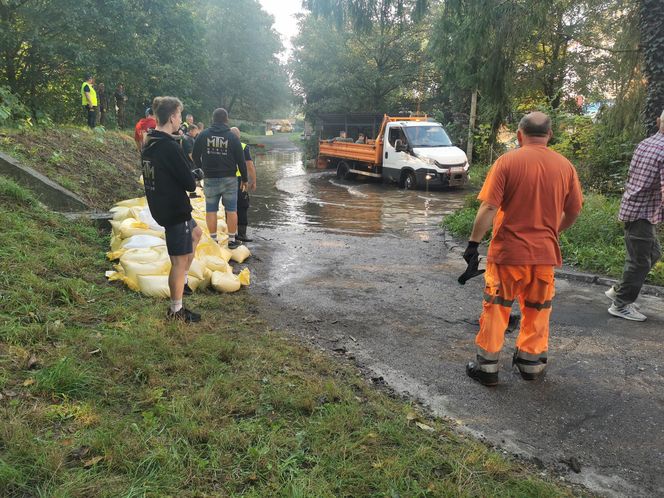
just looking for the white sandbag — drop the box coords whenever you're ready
[137,275,170,298]
[121,235,166,250]
[230,245,251,263]
[211,270,241,293]
[137,207,165,232]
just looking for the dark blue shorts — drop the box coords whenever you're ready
[164,219,197,256]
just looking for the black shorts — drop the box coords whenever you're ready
[164,219,197,256]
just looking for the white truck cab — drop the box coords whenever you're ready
[382,121,469,189]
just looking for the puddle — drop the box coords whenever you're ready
[251,148,470,238]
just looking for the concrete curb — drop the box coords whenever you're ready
[0,150,88,212]
[441,229,664,298]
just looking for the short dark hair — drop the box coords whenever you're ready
[85,74,93,81]
[212,108,229,124]
[152,96,182,126]
[518,113,552,137]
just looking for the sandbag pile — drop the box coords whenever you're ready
[105,191,251,296]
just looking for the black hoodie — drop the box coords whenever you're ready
[192,122,247,181]
[141,129,196,227]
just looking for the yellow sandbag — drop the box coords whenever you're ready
[200,255,228,273]
[219,245,233,262]
[187,275,203,292]
[120,247,169,265]
[217,219,228,234]
[110,234,123,252]
[211,270,241,293]
[119,218,164,239]
[238,268,250,286]
[188,259,206,280]
[110,206,132,221]
[137,275,170,298]
[196,239,223,259]
[120,254,171,290]
[230,245,251,263]
[115,197,147,208]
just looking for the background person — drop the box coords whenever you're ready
[230,127,257,242]
[192,108,248,249]
[114,83,127,128]
[134,107,157,153]
[141,96,202,322]
[605,109,664,321]
[97,82,109,126]
[80,74,97,128]
[463,111,583,386]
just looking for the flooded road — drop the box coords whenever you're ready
[246,142,664,498]
[250,148,467,238]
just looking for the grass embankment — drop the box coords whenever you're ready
[0,126,142,210]
[443,164,664,285]
[0,176,576,496]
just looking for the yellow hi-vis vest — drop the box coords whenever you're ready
[236,142,247,177]
[81,81,97,106]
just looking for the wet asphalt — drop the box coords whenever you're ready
[243,139,664,497]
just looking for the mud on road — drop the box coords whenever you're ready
[244,145,664,497]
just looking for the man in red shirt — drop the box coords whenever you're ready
[134,107,157,152]
[463,111,583,386]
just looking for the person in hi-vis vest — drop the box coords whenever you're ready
[81,74,97,128]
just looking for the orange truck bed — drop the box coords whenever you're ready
[318,141,382,166]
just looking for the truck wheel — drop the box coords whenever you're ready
[402,171,417,190]
[336,161,354,180]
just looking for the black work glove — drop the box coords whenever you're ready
[459,241,485,285]
[191,168,204,181]
[463,241,480,263]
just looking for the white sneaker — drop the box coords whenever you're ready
[608,303,647,321]
[605,287,640,309]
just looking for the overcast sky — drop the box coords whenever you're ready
[258,0,305,57]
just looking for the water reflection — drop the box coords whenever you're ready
[251,149,469,237]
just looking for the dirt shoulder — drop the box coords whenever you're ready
[0,126,142,210]
[247,225,664,498]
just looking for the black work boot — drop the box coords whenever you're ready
[512,348,547,380]
[236,225,253,242]
[466,355,499,386]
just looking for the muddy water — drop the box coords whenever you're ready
[250,148,470,239]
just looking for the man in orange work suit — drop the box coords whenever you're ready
[464,111,583,386]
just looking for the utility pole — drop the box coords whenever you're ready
[467,89,478,164]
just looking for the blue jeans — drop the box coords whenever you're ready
[204,177,238,212]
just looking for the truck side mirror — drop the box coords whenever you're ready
[394,139,406,152]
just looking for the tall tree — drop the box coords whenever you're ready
[639,0,664,133]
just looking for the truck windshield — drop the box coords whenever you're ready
[404,126,452,147]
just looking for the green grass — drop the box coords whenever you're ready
[442,189,664,285]
[0,176,579,496]
[0,125,141,210]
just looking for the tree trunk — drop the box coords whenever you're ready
[640,0,664,133]
[466,88,477,164]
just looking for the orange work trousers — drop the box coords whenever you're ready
[475,263,555,360]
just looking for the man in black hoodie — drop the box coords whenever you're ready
[192,108,248,249]
[142,96,202,323]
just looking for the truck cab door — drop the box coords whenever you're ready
[383,125,413,182]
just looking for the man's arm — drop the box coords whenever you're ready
[83,85,93,107]
[560,170,584,232]
[232,137,247,182]
[171,146,197,192]
[469,202,498,242]
[192,132,204,168]
[247,160,256,191]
